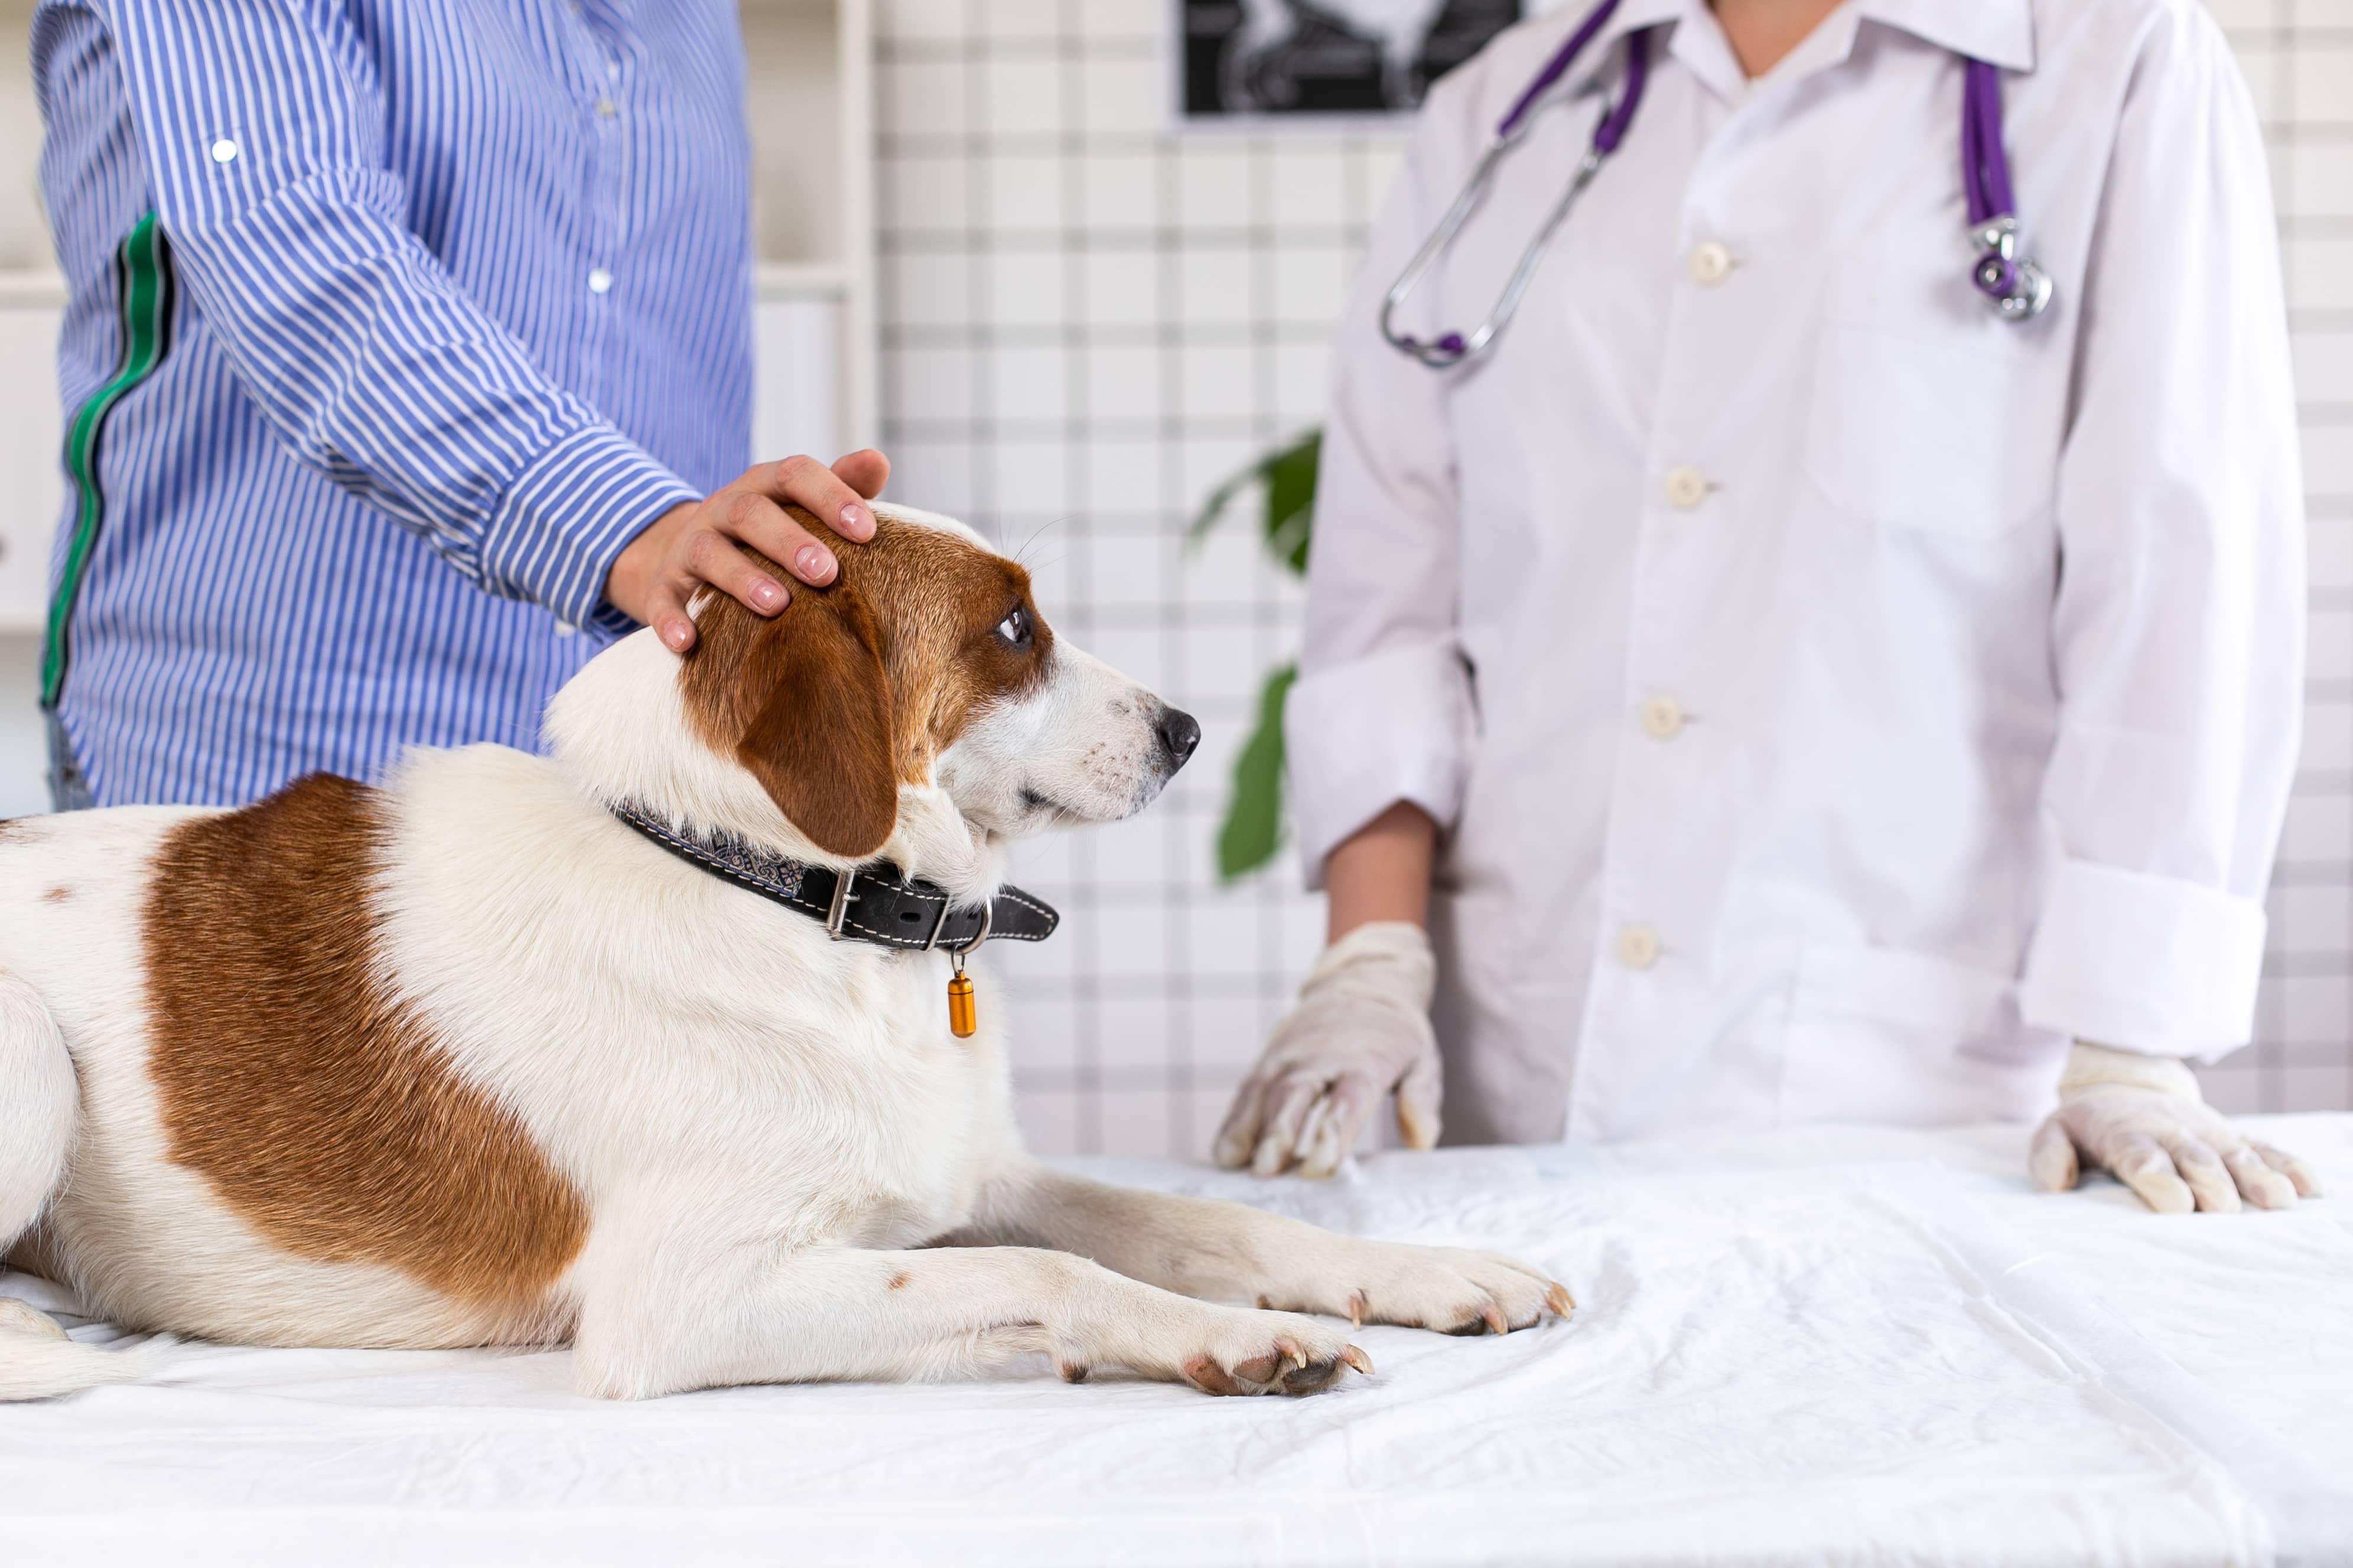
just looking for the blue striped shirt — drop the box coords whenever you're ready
[32,0,753,806]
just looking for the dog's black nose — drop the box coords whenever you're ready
[1157,706,1202,770]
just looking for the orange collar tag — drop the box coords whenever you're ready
[948,956,977,1038]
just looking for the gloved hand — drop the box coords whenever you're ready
[1213,921,1440,1179]
[2029,1041,2325,1214]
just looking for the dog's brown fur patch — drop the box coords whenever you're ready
[40,886,70,904]
[887,1270,912,1290]
[681,513,1054,857]
[142,775,588,1315]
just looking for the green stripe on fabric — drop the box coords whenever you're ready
[41,210,174,710]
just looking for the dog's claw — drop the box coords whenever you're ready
[1547,1282,1575,1315]
[1346,1290,1367,1328]
[1480,1303,1509,1336]
[1339,1345,1374,1377]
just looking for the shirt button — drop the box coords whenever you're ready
[1687,241,1732,285]
[588,268,614,294]
[1641,696,1685,740]
[1664,466,1709,509]
[1616,925,1661,970]
[209,138,239,164]
[595,98,618,118]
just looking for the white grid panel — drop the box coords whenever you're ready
[2206,0,2353,1113]
[870,0,2353,1155]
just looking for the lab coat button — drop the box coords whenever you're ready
[1616,925,1661,970]
[1664,467,1708,509]
[210,138,239,164]
[1688,241,1732,285]
[588,268,614,294]
[1641,696,1685,739]
[595,98,618,118]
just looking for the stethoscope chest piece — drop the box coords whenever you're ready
[1970,215,2053,322]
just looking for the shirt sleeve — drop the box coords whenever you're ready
[92,0,697,634]
[1285,77,1480,889]
[2015,5,2305,1060]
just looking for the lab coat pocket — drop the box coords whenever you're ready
[1783,942,2064,1126]
[1804,318,2064,539]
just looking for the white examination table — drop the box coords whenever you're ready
[4,1117,2350,1566]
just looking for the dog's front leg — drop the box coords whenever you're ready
[951,1164,1571,1336]
[569,1242,1369,1399]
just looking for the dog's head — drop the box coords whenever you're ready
[674,505,1200,861]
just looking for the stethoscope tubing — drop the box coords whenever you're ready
[1381,0,2052,369]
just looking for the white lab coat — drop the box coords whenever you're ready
[1287,0,2304,1144]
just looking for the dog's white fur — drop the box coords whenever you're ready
[0,504,1564,1401]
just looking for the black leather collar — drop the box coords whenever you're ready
[610,801,1057,953]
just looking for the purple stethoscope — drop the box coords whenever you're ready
[1382,0,2053,369]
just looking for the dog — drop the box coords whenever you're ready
[0,502,1569,1403]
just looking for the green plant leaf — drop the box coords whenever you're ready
[1261,431,1317,576]
[1187,429,1319,579]
[1218,661,1298,882]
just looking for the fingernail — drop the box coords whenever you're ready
[796,543,835,581]
[662,621,691,651]
[751,577,786,612]
[839,503,871,536]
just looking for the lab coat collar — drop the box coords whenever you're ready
[1852,0,2036,71]
[1565,0,2035,77]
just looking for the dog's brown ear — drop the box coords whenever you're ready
[735,592,897,859]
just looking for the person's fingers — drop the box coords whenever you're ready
[640,577,698,654]
[1396,1051,1441,1152]
[2155,1130,2240,1214]
[2217,1140,2298,1211]
[2027,1113,2078,1192]
[1296,1072,1381,1179]
[682,519,799,614]
[1252,1071,1328,1178]
[715,491,837,588]
[760,453,874,543]
[2253,1142,2326,1199]
[831,448,890,502]
[2106,1130,2195,1214]
[1213,1073,1275,1171]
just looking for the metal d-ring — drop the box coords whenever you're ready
[951,900,993,968]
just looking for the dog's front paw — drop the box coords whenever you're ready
[1182,1306,1372,1396]
[1272,1242,1571,1336]
[1087,1302,1371,1396]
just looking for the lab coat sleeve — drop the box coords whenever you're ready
[1285,80,1479,889]
[2016,5,2304,1060]
[85,0,697,634]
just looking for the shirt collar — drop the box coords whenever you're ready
[1851,0,2036,70]
[1561,0,2034,77]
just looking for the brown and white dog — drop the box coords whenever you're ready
[0,503,1568,1403]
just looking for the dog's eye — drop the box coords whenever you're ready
[996,607,1033,648]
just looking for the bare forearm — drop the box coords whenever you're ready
[1324,801,1436,941]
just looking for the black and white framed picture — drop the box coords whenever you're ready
[1176,0,1527,123]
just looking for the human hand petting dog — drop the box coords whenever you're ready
[1215,921,1441,1178]
[604,449,890,653]
[2030,1041,2325,1214]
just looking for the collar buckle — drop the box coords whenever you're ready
[825,872,857,940]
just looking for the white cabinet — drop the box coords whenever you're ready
[0,279,65,637]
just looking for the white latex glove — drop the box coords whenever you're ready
[1214,921,1440,1179]
[2029,1041,2325,1214]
